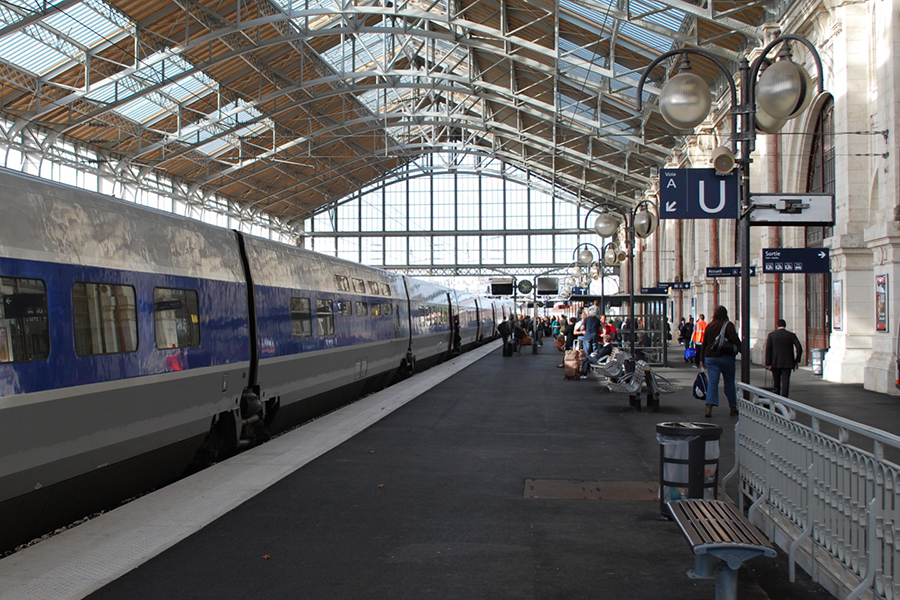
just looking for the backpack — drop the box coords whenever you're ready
[692,371,709,400]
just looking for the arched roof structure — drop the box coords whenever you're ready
[0,0,772,228]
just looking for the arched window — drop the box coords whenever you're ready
[805,98,835,354]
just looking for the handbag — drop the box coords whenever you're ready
[712,326,740,356]
[692,371,709,400]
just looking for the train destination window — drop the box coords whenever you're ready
[371,303,381,317]
[337,300,352,316]
[154,288,201,348]
[368,281,380,295]
[356,301,368,316]
[352,278,366,294]
[334,275,350,292]
[316,299,334,335]
[381,283,391,296]
[290,297,313,338]
[0,276,50,363]
[73,282,138,356]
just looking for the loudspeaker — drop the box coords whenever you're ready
[710,146,735,174]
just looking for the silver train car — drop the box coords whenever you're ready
[0,168,512,552]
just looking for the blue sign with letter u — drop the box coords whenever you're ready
[659,168,739,220]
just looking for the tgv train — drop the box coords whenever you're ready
[0,168,512,553]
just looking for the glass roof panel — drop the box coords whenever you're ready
[41,2,123,49]
[618,21,673,54]
[0,31,68,75]
[630,0,685,31]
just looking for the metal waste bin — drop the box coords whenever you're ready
[656,422,722,517]
[811,348,827,376]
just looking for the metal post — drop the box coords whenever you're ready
[738,57,753,386]
[628,222,636,357]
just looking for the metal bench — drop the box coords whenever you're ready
[606,359,661,412]
[667,499,776,600]
[589,347,627,378]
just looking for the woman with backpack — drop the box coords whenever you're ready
[700,305,741,418]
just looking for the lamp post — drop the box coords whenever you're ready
[584,200,660,357]
[637,36,825,385]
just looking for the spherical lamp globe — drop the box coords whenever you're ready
[659,72,712,130]
[577,248,594,265]
[594,212,619,238]
[603,246,619,266]
[757,60,812,120]
[633,207,659,238]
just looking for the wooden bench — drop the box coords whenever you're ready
[667,499,776,600]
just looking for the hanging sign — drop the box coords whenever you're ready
[659,168,740,220]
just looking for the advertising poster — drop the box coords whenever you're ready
[876,275,889,332]
[832,280,842,331]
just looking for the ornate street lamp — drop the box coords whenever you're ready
[582,200,660,357]
[636,35,825,385]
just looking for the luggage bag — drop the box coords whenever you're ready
[564,342,586,379]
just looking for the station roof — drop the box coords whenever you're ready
[0,0,770,224]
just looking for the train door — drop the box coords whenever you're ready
[448,292,459,354]
[474,298,482,341]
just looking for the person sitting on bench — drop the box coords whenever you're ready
[581,334,614,376]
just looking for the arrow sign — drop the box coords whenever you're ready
[762,248,830,274]
[707,266,757,278]
[659,168,739,220]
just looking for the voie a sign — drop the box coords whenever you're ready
[659,168,739,220]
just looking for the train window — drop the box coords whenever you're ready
[381,283,391,296]
[383,303,393,316]
[352,278,366,294]
[73,282,138,356]
[368,281,380,295]
[316,299,334,335]
[334,275,351,292]
[337,300,352,316]
[290,297,313,338]
[371,303,382,317]
[154,288,201,349]
[0,277,50,363]
[356,301,368,316]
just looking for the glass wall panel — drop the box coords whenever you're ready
[384,180,407,231]
[409,176,431,231]
[555,198,578,229]
[505,235,528,265]
[481,235,504,264]
[385,237,407,266]
[457,175,479,231]
[530,189,553,229]
[360,191,383,232]
[361,236,383,265]
[337,237,360,263]
[433,236,455,264]
[530,235,553,264]
[409,236,431,265]
[505,185,528,230]
[313,237,336,256]
[338,199,359,232]
[555,234,578,263]
[481,177,504,230]
[433,174,455,230]
[457,236,479,264]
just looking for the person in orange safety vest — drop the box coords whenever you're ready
[691,313,707,368]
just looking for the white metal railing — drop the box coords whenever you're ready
[721,383,900,600]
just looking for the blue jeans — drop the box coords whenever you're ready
[705,355,737,408]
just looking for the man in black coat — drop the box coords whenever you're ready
[765,319,803,398]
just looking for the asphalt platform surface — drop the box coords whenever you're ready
[69,343,896,600]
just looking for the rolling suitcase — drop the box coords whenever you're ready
[564,342,586,379]
[503,341,513,357]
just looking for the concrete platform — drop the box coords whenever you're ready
[2,340,894,600]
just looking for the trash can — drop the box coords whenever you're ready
[811,348,827,376]
[656,422,722,517]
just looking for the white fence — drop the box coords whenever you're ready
[723,383,900,600]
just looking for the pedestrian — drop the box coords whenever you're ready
[765,319,803,398]
[700,306,741,418]
[691,313,707,368]
[677,317,686,345]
